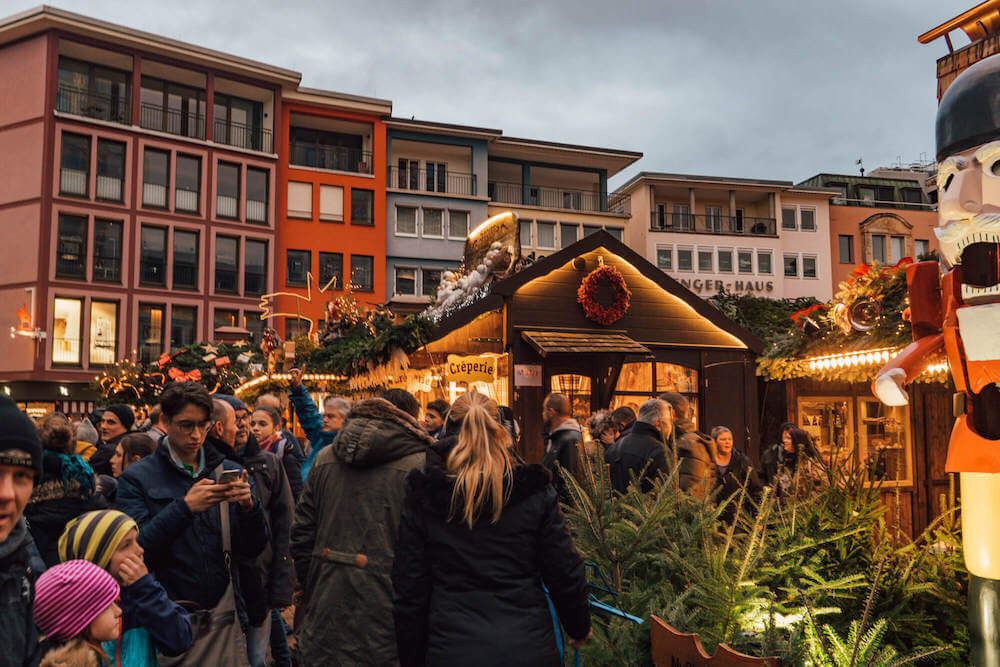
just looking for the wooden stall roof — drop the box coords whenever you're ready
[522,330,651,357]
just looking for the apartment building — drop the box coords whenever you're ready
[277,88,391,336]
[616,173,836,300]
[797,173,939,292]
[0,7,291,407]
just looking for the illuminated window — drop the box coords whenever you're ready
[88,301,117,366]
[138,303,164,365]
[52,297,82,365]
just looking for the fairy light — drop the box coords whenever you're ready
[234,373,347,397]
[805,346,949,377]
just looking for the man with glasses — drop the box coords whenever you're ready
[117,381,268,660]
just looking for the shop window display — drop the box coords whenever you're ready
[797,397,853,470]
[550,374,591,420]
[611,361,699,425]
[858,400,912,485]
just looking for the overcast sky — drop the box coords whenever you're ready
[6,0,977,186]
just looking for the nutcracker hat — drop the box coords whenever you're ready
[937,53,1000,161]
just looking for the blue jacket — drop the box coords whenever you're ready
[289,384,337,481]
[116,441,268,612]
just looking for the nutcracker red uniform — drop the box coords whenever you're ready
[873,53,1000,663]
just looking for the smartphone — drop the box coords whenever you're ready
[216,469,241,485]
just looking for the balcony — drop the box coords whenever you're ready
[215,119,272,154]
[290,142,371,174]
[56,85,131,125]
[649,212,777,237]
[830,197,935,211]
[387,165,476,196]
[488,181,605,213]
[139,103,205,140]
[608,191,631,216]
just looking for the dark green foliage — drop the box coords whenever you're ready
[302,314,433,377]
[711,288,821,343]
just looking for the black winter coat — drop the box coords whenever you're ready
[604,421,668,494]
[392,438,590,667]
[714,449,763,524]
[90,432,125,476]
[541,421,583,502]
[0,520,40,667]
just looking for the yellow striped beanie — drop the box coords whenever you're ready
[58,510,138,570]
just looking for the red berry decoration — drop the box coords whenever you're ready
[577,265,631,325]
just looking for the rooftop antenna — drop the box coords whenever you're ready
[856,157,865,177]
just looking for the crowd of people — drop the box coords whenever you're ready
[0,374,820,667]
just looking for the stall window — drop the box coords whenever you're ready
[550,374,591,421]
[611,361,700,426]
[616,362,652,393]
[89,300,118,366]
[797,396,853,470]
[858,400,912,485]
[52,297,82,365]
[655,362,699,425]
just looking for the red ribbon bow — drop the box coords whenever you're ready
[157,352,173,369]
[851,263,871,278]
[790,303,824,324]
[168,368,202,382]
[891,257,913,270]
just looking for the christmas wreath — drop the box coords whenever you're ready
[577,264,631,325]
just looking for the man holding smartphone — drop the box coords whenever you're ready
[117,381,269,662]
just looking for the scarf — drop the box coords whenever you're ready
[258,432,281,454]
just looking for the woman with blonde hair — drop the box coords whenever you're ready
[392,391,590,666]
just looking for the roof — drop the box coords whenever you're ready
[797,173,929,188]
[489,136,642,175]
[919,0,1000,44]
[285,87,392,115]
[386,117,503,139]
[522,330,651,357]
[614,171,793,196]
[0,6,301,86]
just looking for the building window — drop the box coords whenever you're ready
[890,235,905,263]
[291,127,366,172]
[395,266,416,295]
[59,133,90,197]
[52,297,82,365]
[139,226,167,286]
[140,76,205,139]
[915,239,930,258]
[216,162,240,219]
[803,255,818,278]
[351,189,374,225]
[859,186,876,202]
[286,249,310,286]
[351,255,374,291]
[396,206,417,235]
[583,224,601,238]
[871,234,886,263]
[672,204,691,230]
[142,149,169,208]
[783,254,799,277]
[175,154,201,213]
[423,209,444,237]
[285,318,307,340]
[422,268,441,297]
[426,163,447,192]
[214,93,264,151]
[319,185,344,222]
[244,311,264,344]
[800,208,816,231]
[560,223,579,249]
[449,210,469,239]
[537,221,556,249]
[758,250,773,275]
[839,235,854,263]
[215,236,239,294]
[170,305,197,348]
[56,214,87,279]
[738,249,753,274]
[698,249,713,272]
[606,227,623,242]
[57,56,130,124]
[246,168,268,224]
[214,308,238,332]
[287,181,312,219]
[89,300,117,366]
[718,248,733,273]
[781,207,796,230]
[245,239,268,296]
[705,205,722,232]
[137,303,165,365]
[677,247,693,272]
[96,139,125,202]
[92,219,122,283]
[173,230,199,289]
[656,247,672,270]
[318,251,343,289]
[397,158,418,189]
[520,220,533,247]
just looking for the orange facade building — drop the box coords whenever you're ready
[274,89,391,338]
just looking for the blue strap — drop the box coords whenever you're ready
[544,587,565,661]
[588,595,644,624]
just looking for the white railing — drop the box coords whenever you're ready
[246,199,267,224]
[143,183,167,208]
[175,189,199,213]
[60,169,87,196]
[217,195,238,219]
[96,176,122,201]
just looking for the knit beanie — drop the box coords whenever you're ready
[104,404,135,431]
[0,395,42,475]
[215,394,248,413]
[58,510,138,570]
[34,559,120,642]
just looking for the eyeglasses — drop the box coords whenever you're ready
[173,419,215,435]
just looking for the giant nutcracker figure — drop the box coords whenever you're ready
[873,54,1000,663]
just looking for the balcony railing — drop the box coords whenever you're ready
[387,166,476,196]
[175,188,199,213]
[142,183,167,208]
[139,103,205,140]
[488,181,605,212]
[649,212,777,237]
[831,197,935,211]
[217,195,238,219]
[60,168,88,196]
[608,191,631,216]
[215,119,272,153]
[96,176,122,201]
[290,142,371,174]
[246,199,267,224]
[56,85,131,125]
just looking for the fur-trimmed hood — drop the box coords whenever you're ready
[333,398,433,468]
[406,436,552,517]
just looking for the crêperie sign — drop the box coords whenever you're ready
[446,354,496,384]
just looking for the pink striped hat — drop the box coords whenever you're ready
[34,559,120,642]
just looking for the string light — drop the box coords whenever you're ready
[805,347,949,376]
[234,373,347,397]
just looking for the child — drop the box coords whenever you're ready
[59,510,192,666]
[34,559,122,666]
[250,406,302,500]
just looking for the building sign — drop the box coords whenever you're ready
[446,354,496,384]
[674,275,774,295]
[514,364,543,387]
[464,211,521,273]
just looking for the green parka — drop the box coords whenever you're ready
[290,397,431,666]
